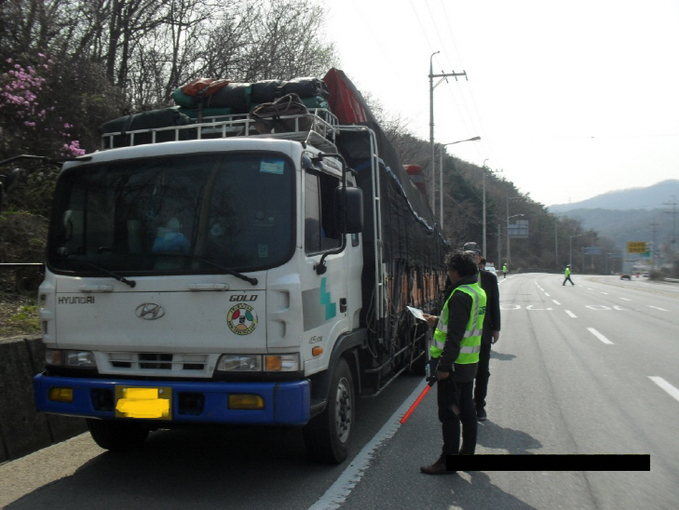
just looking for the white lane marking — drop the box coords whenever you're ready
[620,298,631,302]
[552,300,561,305]
[544,292,551,297]
[308,381,424,510]
[565,310,577,318]
[587,327,614,345]
[649,377,679,404]
[501,304,521,310]
[601,292,609,295]
[648,306,668,312]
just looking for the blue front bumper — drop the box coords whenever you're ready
[34,373,310,425]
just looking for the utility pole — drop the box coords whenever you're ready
[662,196,677,257]
[429,52,467,216]
[650,220,659,271]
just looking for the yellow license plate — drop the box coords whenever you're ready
[115,386,172,420]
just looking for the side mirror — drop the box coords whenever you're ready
[335,186,363,234]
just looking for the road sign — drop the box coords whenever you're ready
[508,220,529,238]
[627,242,647,254]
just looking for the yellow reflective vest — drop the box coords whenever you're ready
[431,282,487,365]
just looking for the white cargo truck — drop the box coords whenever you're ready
[33,69,447,463]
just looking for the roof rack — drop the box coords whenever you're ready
[100,108,339,154]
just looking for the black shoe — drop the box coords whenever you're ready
[476,407,487,421]
[420,461,454,475]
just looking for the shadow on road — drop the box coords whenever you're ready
[5,426,339,510]
[490,350,517,361]
[476,419,543,453]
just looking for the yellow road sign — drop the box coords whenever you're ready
[627,242,647,254]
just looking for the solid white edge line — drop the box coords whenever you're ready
[587,327,614,344]
[649,377,679,403]
[307,380,427,510]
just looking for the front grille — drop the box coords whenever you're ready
[139,353,173,370]
[105,352,210,375]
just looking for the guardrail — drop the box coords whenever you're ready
[0,335,86,462]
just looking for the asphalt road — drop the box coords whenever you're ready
[2,274,678,509]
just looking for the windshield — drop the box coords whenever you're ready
[48,152,295,275]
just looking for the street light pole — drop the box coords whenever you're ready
[506,195,522,265]
[482,158,489,256]
[569,234,583,266]
[438,136,481,230]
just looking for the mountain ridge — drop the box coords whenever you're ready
[549,179,679,213]
[548,180,679,252]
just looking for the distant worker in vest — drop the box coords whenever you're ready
[563,264,575,286]
[420,250,487,475]
[475,254,501,422]
[502,263,508,278]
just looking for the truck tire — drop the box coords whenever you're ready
[86,419,149,452]
[303,357,354,463]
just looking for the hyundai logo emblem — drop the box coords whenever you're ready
[135,303,165,320]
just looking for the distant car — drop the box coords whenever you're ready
[485,263,497,276]
[621,274,631,280]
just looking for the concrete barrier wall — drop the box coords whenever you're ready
[0,335,86,463]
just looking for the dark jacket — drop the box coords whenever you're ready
[479,269,501,343]
[437,274,481,383]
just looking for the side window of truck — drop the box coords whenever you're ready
[304,170,341,255]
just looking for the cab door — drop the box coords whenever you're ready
[300,169,352,372]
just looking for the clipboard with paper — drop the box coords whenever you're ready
[406,306,427,322]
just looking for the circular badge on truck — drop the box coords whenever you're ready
[227,303,257,335]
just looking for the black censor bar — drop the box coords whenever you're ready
[445,454,651,472]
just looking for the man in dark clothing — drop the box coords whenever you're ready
[475,256,501,421]
[420,250,487,475]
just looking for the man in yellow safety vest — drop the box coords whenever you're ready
[420,250,487,475]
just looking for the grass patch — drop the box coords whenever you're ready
[0,295,40,337]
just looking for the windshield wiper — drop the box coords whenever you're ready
[70,259,137,288]
[158,253,258,286]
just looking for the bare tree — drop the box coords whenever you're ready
[201,0,337,82]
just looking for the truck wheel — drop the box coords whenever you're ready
[304,357,354,463]
[86,419,149,452]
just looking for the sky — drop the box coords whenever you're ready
[325,0,679,207]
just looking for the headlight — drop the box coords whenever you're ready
[217,355,262,372]
[46,349,97,368]
[216,354,300,372]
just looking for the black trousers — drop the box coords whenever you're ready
[474,341,492,410]
[563,275,574,285]
[437,377,476,460]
